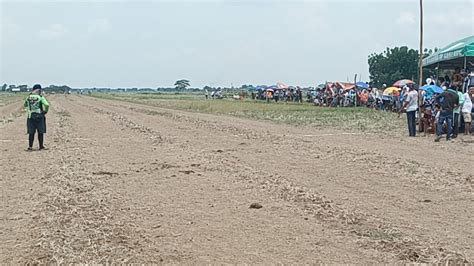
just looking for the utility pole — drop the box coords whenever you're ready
[354,74,358,107]
[418,0,423,88]
[417,0,424,130]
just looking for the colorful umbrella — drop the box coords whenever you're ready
[393,79,415,87]
[383,87,401,95]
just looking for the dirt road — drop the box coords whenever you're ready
[1,95,472,263]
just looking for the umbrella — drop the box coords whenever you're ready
[421,84,444,94]
[421,84,444,99]
[393,79,415,87]
[383,87,401,95]
[277,82,289,90]
[266,88,274,92]
[356,82,369,89]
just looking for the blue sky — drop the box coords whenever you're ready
[1,0,473,88]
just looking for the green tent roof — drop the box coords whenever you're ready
[422,35,474,67]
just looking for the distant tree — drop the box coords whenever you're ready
[174,79,190,90]
[44,85,71,93]
[203,85,213,91]
[1,84,7,92]
[368,47,420,88]
[241,84,255,90]
[368,46,436,88]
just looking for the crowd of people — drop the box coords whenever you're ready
[242,70,474,140]
[416,77,473,141]
[251,87,305,103]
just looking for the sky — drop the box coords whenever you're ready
[1,0,473,88]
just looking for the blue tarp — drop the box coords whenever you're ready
[356,82,369,89]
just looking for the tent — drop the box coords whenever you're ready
[422,35,474,69]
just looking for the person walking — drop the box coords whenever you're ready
[400,84,418,137]
[24,84,50,151]
[434,85,459,142]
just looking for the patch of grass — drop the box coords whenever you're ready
[359,227,402,241]
[90,93,404,133]
[56,110,71,117]
[0,93,26,106]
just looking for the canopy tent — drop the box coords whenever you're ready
[422,35,474,69]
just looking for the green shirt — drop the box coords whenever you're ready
[24,94,50,118]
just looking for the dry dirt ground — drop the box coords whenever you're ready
[1,95,473,264]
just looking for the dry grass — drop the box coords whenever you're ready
[0,92,25,106]
[90,93,404,133]
[24,106,155,263]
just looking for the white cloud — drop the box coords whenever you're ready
[38,24,68,40]
[88,18,111,33]
[396,11,416,25]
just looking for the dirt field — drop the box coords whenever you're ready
[1,94,473,264]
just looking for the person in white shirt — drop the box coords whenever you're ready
[400,84,419,137]
[462,91,472,135]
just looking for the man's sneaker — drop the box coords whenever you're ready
[26,147,33,152]
[434,136,441,142]
[39,146,48,151]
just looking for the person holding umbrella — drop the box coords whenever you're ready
[399,84,418,137]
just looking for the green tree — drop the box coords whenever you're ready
[368,46,420,88]
[1,84,7,92]
[174,79,190,90]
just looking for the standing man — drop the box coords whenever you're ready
[24,84,49,151]
[400,84,419,137]
[434,85,459,142]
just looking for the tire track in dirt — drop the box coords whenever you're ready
[70,97,392,263]
[0,102,24,127]
[76,96,471,263]
[22,97,164,263]
[84,96,473,191]
[198,151,469,264]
